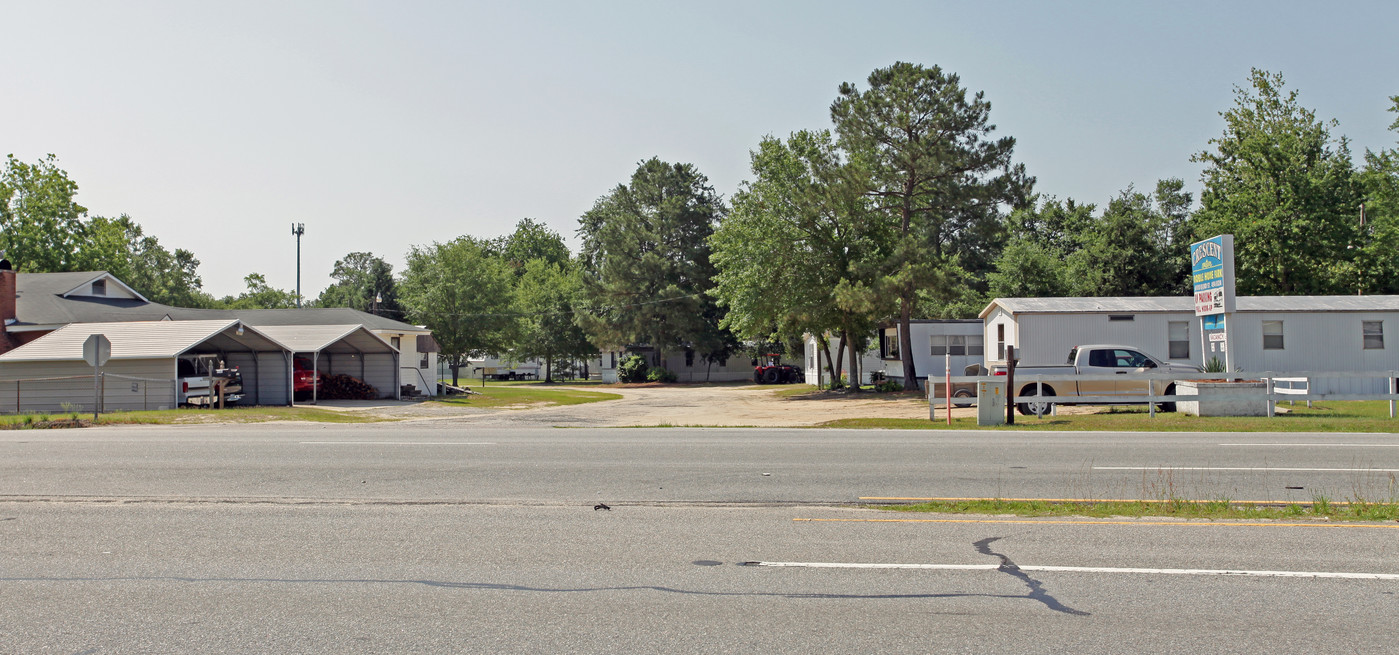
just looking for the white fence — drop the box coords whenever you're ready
[929,370,1399,419]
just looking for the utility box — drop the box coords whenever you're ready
[977,379,1007,426]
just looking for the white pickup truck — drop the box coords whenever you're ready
[999,344,1202,415]
[177,355,244,407]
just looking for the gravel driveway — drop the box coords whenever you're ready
[321,385,942,427]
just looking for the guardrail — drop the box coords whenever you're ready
[929,370,1399,419]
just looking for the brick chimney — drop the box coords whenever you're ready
[0,269,16,355]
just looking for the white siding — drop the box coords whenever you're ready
[1012,312,1197,367]
[1228,312,1399,394]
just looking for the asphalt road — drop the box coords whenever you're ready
[3,423,1399,653]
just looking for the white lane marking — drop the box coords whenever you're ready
[743,561,1399,580]
[1219,443,1399,447]
[1094,467,1399,472]
[299,441,496,445]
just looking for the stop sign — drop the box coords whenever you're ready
[83,334,111,367]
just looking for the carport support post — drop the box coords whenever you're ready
[1005,346,1015,426]
[312,352,319,404]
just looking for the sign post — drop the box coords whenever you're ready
[83,334,111,420]
[1191,235,1236,374]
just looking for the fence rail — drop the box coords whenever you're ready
[928,370,1399,419]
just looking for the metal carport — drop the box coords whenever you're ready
[253,325,401,403]
[0,319,290,412]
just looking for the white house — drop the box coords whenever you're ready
[595,347,758,383]
[980,296,1399,394]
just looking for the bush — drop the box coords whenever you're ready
[874,379,902,393]
[617,354,649,383]
[646,367,678,383]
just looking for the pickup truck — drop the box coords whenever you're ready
[177,355,244,406]
[998,344,1202,415]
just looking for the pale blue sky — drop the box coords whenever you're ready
[4,1,1396,298]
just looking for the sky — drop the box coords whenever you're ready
[3,1,1397,299]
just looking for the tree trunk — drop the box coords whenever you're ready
[450,360,460,387]
[899,300,918,390]
[545,355,553,383]
[846,329,862,393]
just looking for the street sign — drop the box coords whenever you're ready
[83,334,111,367]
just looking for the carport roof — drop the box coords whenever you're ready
[0,319,285,362]
[253,324,398,355]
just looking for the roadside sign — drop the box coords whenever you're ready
[83,334,111,367]
[1190,235,1236,316]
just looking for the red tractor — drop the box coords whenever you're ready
[753,354,803,384]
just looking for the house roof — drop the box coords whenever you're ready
[10,272,427,333]
[980,295,1399,318]
[0,320,285,363]
[252,324,398,354]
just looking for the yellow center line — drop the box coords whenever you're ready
[794,518,1399,529]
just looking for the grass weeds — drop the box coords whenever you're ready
[432,386,621,410]
[821,400,1399,432]
[876,497,1399,522]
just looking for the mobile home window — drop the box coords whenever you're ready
[1167,321,1190,359]
[91,279,107,296]
[967,334,983,356]
[1108,314,1134,322]
[1363,321,1384,349]
[930,335,946,356]
[882,328,899,360]
[1262,320,1284,350]
[996,324,1006,360]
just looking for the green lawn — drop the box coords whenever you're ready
[0,405,392,428]
[874,496,1399,522]
[432,385,622,409]
[821,400,1399,432]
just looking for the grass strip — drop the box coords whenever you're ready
[432,386,621,410]
[874,497,1399,522]
[820,400,1399,432]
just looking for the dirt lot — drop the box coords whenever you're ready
[318,384,968,428]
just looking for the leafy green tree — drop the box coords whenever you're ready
[1356,96,1399,294]
[0,154,87,272]
[514,259,596,382]
[986,197,1091,298]
[217,273,299,309]
[711,130,892,389]
[577,158,729,364]
[831,62,1031,388]
[315,252,403,317]
[1067,187,1180,296]
[497,218,571,275]
[1191,69,1360,294]
[76,215,214,307]
[399,236,518,386]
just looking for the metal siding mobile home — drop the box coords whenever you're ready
[981,296,1399,394]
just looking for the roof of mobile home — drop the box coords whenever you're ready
[980,296,1399,318]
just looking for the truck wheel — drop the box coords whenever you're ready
[753,369,764,384]
[1158,384,1177,413]
[761,368,780,384]
[952,389,974,407]
[1016,386,1056,416]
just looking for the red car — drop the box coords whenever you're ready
[293,358,324,401]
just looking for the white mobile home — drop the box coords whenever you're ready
[981,296,1399,394]
[803,320,985,387]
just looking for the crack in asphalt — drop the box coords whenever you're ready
[974,536,1090,616]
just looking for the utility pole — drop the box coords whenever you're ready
[291,223,305,308]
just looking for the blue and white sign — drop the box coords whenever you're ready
[1191,234,1236,316]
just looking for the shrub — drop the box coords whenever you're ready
[617,354,649,383]
[646,367,678,383]
[874,379,902,393]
